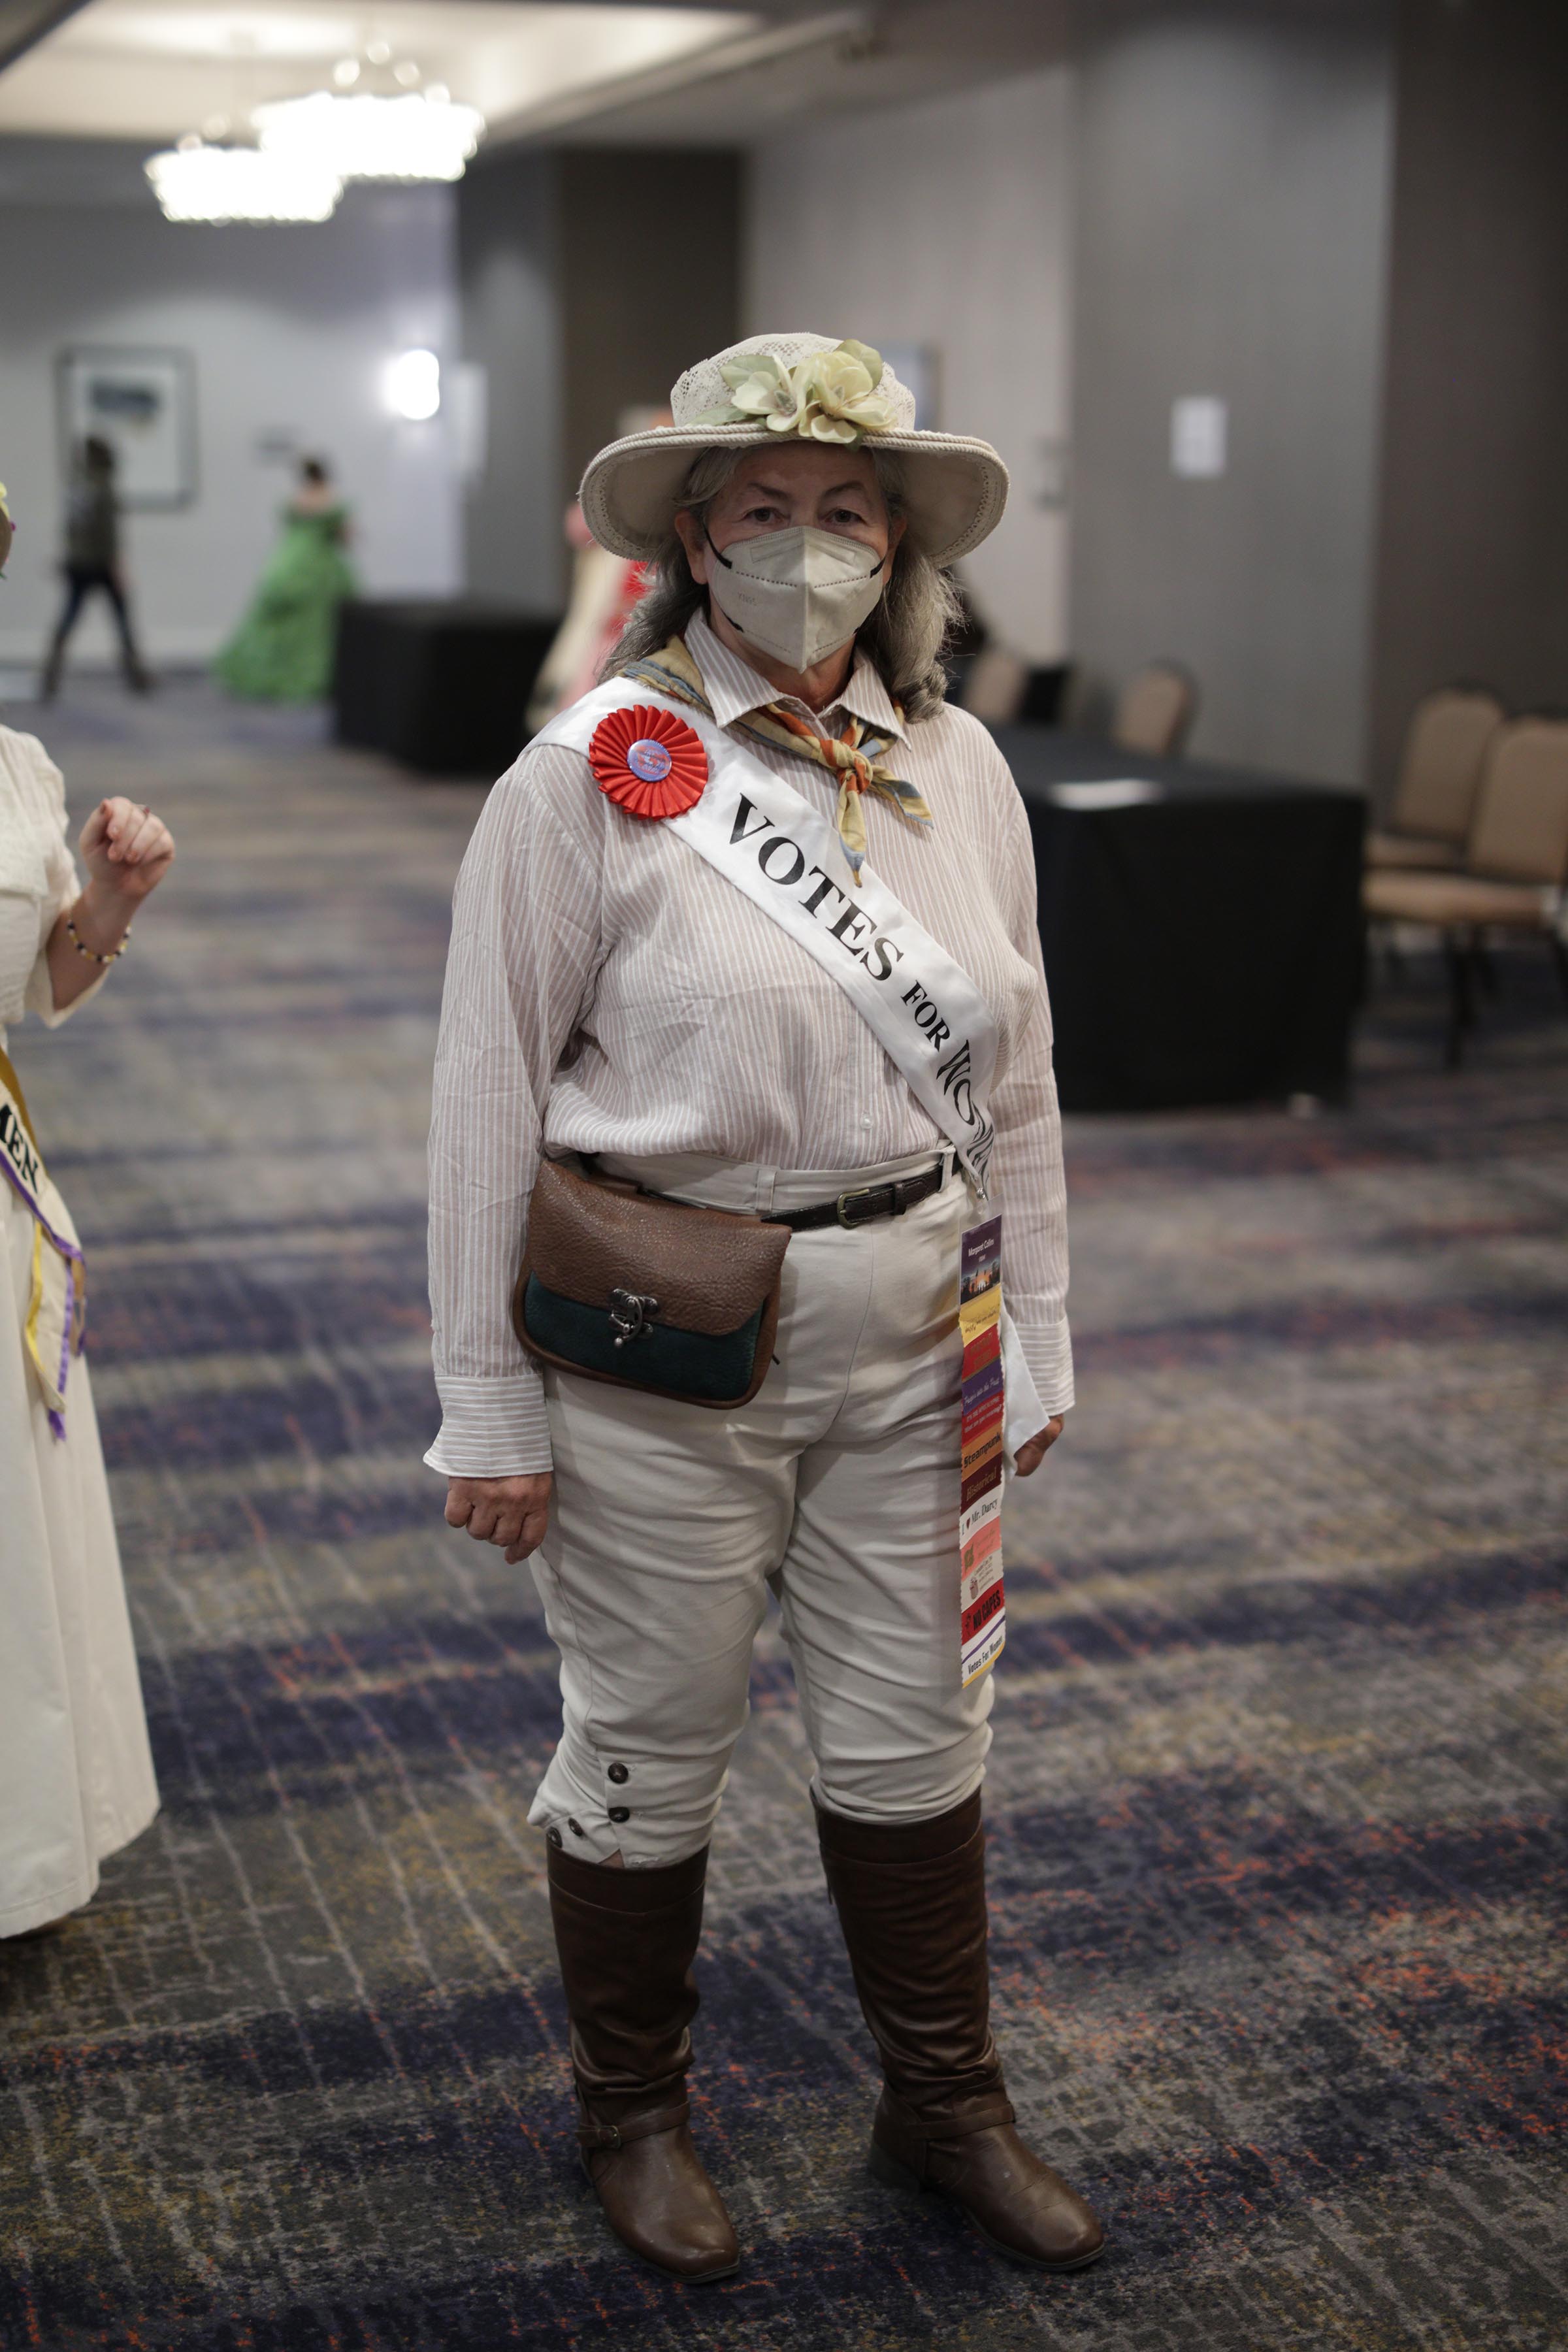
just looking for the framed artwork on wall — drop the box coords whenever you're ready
[56,346,197,510]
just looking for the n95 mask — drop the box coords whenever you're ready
[704,524,889,671]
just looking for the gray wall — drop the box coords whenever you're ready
[455,147,562,612]
[559,148,741,498]
[1367,0,1568,797]
[455,146,739,613]
[747,67,1075,662]
[1068,1,1395,783]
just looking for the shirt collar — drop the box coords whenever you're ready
[685,607,906,743]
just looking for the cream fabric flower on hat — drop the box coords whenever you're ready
[694,339,898,446]
[712,350,806,433]
[796,340,898,442]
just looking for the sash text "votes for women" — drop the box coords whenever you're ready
[728,794,995,1186]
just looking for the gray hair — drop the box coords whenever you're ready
[602,444,962,723]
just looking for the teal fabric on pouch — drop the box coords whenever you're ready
[512,1157,790,1411]
[523,1277,766,1403]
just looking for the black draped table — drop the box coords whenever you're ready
[334,600,560,778]
[990,727,1366,1113]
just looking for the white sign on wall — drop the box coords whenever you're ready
[450,361,488,485]
[1170,395,1228,479]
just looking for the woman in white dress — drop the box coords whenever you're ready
[0,481,175,1940]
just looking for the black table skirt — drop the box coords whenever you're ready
[334,600,561,778]
[991,728,1367,1113]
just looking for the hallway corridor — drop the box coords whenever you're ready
[2,680,1564,2352]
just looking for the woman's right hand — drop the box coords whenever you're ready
[444,1474,552,1564]
[78,798,176,905]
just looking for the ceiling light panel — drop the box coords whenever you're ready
[0,2,759,143]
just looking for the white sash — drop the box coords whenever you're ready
[535,681,1047,1455]
[0,1053,86,1439]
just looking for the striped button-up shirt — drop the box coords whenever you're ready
[426,609,1071,1476]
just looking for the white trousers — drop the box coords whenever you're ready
[527,1148,994,1868]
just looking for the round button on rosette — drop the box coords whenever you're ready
[627,737,672,783]
[589,704,708,819]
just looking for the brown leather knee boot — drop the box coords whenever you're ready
[816,1791,1105,2273]
[547,1840,740,2282]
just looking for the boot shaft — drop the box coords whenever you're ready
[547,1842,708,2105]
[816,1792,1001,2112]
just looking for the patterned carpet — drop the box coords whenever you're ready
[2,678,1565,2352]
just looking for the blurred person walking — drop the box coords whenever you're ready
[40,437,152,699]
[427,335,1104,2283]
[214,455,357,703]
[1,478,173,1942]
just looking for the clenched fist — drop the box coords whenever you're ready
[1013,1416,1065,1477]
[79,796,175,904]
[47,796,178,1011]
[445,1473,553,1565]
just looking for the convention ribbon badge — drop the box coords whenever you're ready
[957,1216,1007,1680]
[538,680,1052,1682]
[0,1048,86,1439]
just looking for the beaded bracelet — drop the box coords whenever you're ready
[66,912,131,965]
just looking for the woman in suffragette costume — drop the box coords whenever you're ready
[427,336,1103,2281]
[0,481,172,1940]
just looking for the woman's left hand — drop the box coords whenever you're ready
[1013,1416,1065,1478]
[78,798,176,904]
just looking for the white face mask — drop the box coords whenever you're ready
[704,523,889,672]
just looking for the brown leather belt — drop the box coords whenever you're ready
[776,1157,948,1233]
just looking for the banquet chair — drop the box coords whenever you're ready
[1364,717,1568,1066]
[959,645,1030,724]
[1365,687,1506,871]
[1112,663,1196,757]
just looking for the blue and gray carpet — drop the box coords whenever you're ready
[2,681,1565,2350]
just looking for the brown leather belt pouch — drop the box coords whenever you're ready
[512,1156,791,1408]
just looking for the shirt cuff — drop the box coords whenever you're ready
[1012,1313,1075,1419]
[24,945,108,1027]
[424,1372,553,1477]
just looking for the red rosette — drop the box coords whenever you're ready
[588,704,708,819]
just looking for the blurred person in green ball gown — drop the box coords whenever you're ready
[214,456,357,702]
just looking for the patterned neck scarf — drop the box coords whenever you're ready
[622,634,932,877]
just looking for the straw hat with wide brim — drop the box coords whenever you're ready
[579,332,1009,568]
